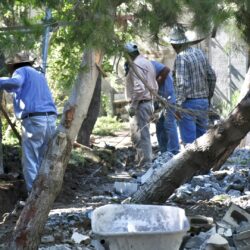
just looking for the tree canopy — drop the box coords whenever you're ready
[0,0,249,83]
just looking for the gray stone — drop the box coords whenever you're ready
[216,221,233,238]
[233,233,250,250]
[191,175,210,187]
[205,234,230,250]
[184,231,213,249]
[41,235,55,244]
[213,171,228,181]
[39,244,71,250]
[71,232,91,244]
[227,189,242,197]
[193,187,215,201]
[53,231,63,241]
[217,227,233,238]
[236,222,250,234]
[114,181,138,196]
[91,239,106,250]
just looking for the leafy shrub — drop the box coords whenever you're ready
[93,116,125,136]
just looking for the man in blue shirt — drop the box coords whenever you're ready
[0,51,57,192]
[151,61,180,154]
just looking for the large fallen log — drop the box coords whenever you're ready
[131,90,250,204]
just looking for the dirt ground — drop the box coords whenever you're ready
[0,125,230,247]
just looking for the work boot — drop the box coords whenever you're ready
[128,168,146,178]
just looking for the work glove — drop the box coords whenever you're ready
[152,110,162,123]
[154,101,160,111]
[175,110,182,121]
[128,106,136,117]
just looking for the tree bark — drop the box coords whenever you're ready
[131,91,250,204]
[76,73,102,146]
[9,49,103,249]
[0,91,3,174]
[0,52,6,174]
[238,67,250,148]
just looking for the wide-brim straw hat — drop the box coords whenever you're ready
[5,51,36,65]
[167,25,207,45]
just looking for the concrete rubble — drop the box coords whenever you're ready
[112,149,250,250]
[180,203,250,249]
[37,207,96,250]
[113,151,174,195]
[1,148,250,249]
[176,149,250,250]
[205,233,230,250]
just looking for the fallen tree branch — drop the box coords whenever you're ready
[73,141,101,163]
[0,105,21,145]
[131,91,250,204]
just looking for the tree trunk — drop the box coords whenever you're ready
[9,49,103,249]
[0,52,6,174]
[239,67,250,147]
[77,73,102,146]
[131,91,250,204]
[0,91,3,174]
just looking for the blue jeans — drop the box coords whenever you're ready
[179,98,209,144]
[21,115,57,192]
[156,109,180,154]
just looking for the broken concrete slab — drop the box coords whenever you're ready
[217,227,233,238]
[233,223,250,249]
[138,167,154,184]
[71,232,90,244]
[114,182,138,196]
[205,233,230,250]
[216,222,233,237]
[222,203,250,228]
[183,226,216,249]
[236,223,250,234]
[184,233,210,249]
[233,236,250,250]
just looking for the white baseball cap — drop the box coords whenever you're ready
[124,42,139,53]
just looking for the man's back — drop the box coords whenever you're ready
[7,66,56,118]
[173,47,216,103]
[126,55,158,102]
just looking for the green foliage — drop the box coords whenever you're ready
[46,43,82,106]
[2,117,20,145]
[93,116,125,136]
[0,0,250,137]
[217,90,240,118]
[69,148,86,166]
[0,2,43,55]
[136,0,180,38]
[101,93,112,116]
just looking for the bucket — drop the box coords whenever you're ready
[91,204,190,250]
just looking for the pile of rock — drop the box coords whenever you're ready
[182,203,250,249]
[38,207,94,250]
[170,149,250,204]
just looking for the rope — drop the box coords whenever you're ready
[112,58,219,147]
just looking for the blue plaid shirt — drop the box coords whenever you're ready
[173,47,216,105]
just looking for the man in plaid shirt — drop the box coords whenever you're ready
[170,25,216,145]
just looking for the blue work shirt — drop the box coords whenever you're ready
[0,66,57,119]
[151,61,176,104]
